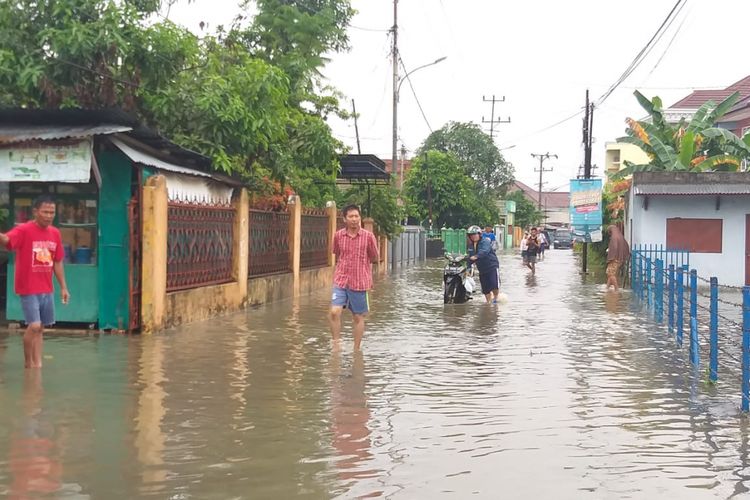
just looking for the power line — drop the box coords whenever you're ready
[399,56,433,133]
[596,0,687,106]
[646,1,691,78]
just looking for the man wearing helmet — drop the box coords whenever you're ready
[466,225,500,304]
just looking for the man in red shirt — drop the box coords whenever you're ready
[0,195,69,368]
[329,204,379,350]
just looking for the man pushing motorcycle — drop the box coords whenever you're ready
[466,225,500,304]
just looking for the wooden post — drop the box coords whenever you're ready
[288,195,302,296]
[233,188,249,300]
[141,175,168,333]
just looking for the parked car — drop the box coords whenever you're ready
[553,230,573,249]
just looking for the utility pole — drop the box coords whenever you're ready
[482,95,511,139]
[391,0,399,182]
[531,152,557,217]
[351,99,361,154]
[581,89,595,273]
[423,152,433,232]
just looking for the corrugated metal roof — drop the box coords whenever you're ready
[634,184,750,195]
[0,124,132,144]
[110,137,212,178]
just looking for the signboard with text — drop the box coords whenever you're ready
[569,178,603,242]
[0,139,92,182]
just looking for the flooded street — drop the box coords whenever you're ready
[2,250,750,499]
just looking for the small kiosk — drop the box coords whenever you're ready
[0,109,219,329]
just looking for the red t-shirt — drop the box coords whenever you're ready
[6,221,65,295]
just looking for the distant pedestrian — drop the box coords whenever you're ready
[520,231,529,266]
[606,225,630,291]
[467,225,500,303]
[537,228,548,259]
[0,195,69,369]
[329,204,379,350]
[525,228,541,274]
[483,226,498,251]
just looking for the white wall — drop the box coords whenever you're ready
[629,194,750,286]
[545,207,570,225]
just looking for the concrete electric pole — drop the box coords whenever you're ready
[482,95,511,139]
[531,152,557,213]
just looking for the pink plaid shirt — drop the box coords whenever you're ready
[333,228,379,291]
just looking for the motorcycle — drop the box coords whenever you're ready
[443,253,474,304]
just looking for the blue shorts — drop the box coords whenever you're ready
[21,293,55,327]
[331,286,369,315]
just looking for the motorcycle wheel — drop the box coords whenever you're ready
[444,279,456,304]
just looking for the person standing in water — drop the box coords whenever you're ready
[606,225,630,291]
[467,225,500,303]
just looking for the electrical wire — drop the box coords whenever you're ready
[596,0,687,106]
[398,56,434,133]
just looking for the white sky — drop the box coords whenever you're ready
[168,0,750,192]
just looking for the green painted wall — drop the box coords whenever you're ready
[96,150,132,329]
[6,262,99,322]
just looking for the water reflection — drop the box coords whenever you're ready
[1,251,750,497]
[133,336,167,494]
[8,370,62,498]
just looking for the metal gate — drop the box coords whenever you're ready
[128,197,141,332]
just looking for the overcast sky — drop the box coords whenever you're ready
[169,0,750,192]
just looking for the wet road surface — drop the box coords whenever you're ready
[1,250,750,499]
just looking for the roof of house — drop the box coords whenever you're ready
[670,74,750,109]
[632,171,750,195]
[383,158,412,174]
[510,180,569,208]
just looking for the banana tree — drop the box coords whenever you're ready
[611,90,750,178]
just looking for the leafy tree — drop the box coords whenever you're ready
[404,150,497,229]
[505,190,542,229]
[337,184,405,238]
[418,122,514,195]
[612,90,750,178]
[0,0,354,204]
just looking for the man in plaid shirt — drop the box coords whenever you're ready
[329,204,380,350]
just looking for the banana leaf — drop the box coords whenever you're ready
[648,135,677,168]
[617,135,652,155]
[610,160,655,180]
[708,91,740,123]
[686,103,712,134]
[702,127,750,156]
[692,154,741,172]
[639,120,673,146]
[678,130,694,168]
[634,90,667,129]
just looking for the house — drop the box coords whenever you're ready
[383,158,412,190]
[663,74,750,125]
[604,141,651,180]
[626,171,750,286]
[508,180,570,225]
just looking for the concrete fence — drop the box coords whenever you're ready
[140,175,389,332]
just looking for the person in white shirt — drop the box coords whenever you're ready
[520,231,529,265]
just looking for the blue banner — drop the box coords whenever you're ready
[569,179,602,227]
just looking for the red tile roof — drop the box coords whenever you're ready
[670,74,750,109]
[510,180,569,209]
[383,159,412,174]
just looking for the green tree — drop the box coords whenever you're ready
[0,0,354,204]
[505,190,542,229]
[613,90,750,178]
[419,122,514,196]
[337,184,405,238]
[404,150,496,229]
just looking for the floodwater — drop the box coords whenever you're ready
[1,250,750,499]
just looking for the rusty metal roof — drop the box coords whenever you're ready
[0,124,132,144]
[634,183,750,195]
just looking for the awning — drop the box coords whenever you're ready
[634,183,750,195]
[110,137,213,179]
[0,124,132,145]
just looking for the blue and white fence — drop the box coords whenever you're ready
[631,244,750,411]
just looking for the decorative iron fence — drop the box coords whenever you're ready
[301,208,329,269]
[631,244,750,411]
[249,209,290,277]
[167,202,235,292]
[336,210,345,231]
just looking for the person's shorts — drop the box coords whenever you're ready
[331,286,369,315]
[606,259,622,278]
[20,293,55,327]
[527,254,537,264]
[479,270,499,295]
